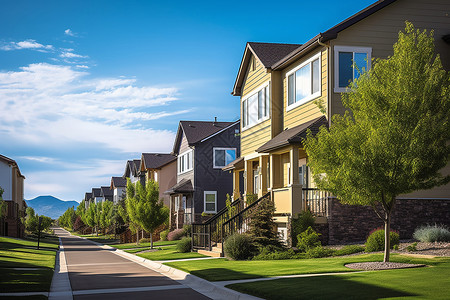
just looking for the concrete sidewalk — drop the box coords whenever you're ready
[52,228,262,300]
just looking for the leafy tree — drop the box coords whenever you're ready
[58,206,77,229]
[85,202,101,236]
[304,23,450,262]
[99,200,114,234]
[124,179,143,244]
[0,187,6,219]
[125,179,168,248]
[25,207,38,233]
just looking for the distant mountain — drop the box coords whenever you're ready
[25,196,79,219]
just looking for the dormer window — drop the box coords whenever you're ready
[242,83,270,129]
[334,46,371,93]
[286,53,321,111]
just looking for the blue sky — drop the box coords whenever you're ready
[0,0,375,201]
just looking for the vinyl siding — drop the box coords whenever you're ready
[241,55,271,97]
[282,48,328,129]
[241,120,271,156]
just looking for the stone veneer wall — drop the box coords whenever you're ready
[318,198,450,245]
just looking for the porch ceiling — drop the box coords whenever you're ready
[256,116,328,153]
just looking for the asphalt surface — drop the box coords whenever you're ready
[54,228,211,300]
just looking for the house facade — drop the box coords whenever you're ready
[0,155,26,238]
[166,120,240,229]
[100,186,113,203]
[110,177,127,204]
[228,0,450,243]
[123,159,145,186]
[140,153,177,207]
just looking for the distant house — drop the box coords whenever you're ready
[123,159,145,186]
[100,186,113,203]
[0,154,26,238]
[110,177,127,204]
[84,192,92,209]
[140,153,177,207]
[166,120,240,229]
[92,188,102,204]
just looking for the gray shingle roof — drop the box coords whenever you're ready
[257,116,328,153]
[141,153,176,170]
[111,176,127,188]
[92,188,101,197]
[84,192,92,201]
[165,179,194,194]
[248,42,302,68]
[101,186,113,197]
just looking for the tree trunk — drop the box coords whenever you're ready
[150,232,153,249]
[136,230,139,245]
[384,211,391,262]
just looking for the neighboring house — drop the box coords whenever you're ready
[227,0,450,244]
[123,159,145,186]
[100,186,113,203]
[166,120,240,229]
[110,177,127,204]
[140,153,177,207]
[0,154,26,238]
[84,192,92,209]
[91,188,102,204]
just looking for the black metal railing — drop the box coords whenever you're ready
[221,192,271,248]
[192,197,243,250]
[302,188,330,217]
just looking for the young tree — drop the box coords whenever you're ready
[304,23,450,262]
[248,197,280,247]
[25,207,39,233]
[124,179,143,245]
[99,200,114,234]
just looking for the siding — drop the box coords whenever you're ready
[282,48,328,129]
[241,120,271,156]
[0,162,12,200]
[241,55,271,97]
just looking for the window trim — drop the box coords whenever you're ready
[204,191,217,213]
[242,82,271,131]
[213,147,237,169]
[177,149,193,175]
[334,46,372,93]
[286,52,322,112]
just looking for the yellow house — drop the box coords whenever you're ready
[227,0,450,243]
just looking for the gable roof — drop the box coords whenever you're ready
[257,116,328,153]
[271,0,397,70]
[123,159,141,178]
[111,176,127,189]
[172,120,237,154]
[100,186,113,197]
[232,42,302,96]
[91,188,101,197]
[165,178,194,194]
[141,153,176,170]
[0,154,25,178]
[84,192,92,201]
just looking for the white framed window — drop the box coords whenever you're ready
[242,83,270,129]
[204,191,217,213]
[213,148,236,168]
[286,53,321,111]
[178,149,193,174]
[334,46,372,93]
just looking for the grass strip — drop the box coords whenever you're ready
[109,240,178,249]
[136,245,206,261]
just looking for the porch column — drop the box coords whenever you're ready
[290,145,300,185]
[290,145,302,216]
[244,159,253,200]
[232,170,240,200]
[259,155,268,197]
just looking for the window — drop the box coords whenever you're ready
[204,191,217,213]
[287,53,321,110]
[213,148,236,168]
[334,46,372,93]
[178,150,193,174]
[299,165,309,187]
[253,170,259,194]
[242,84,270,129]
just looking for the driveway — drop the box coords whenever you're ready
[54,228,210,300]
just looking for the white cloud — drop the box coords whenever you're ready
[64,29,76,37]
[0,39,54,51]
[60,51,87,59]
[19,156,58,164]
[76,65,89,69]
[0,63,182,153]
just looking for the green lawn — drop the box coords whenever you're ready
[164,253,442,282]
[109,240,178,250]
[0,236,59,292]
[135,245,206,261]
[228,257,450,299]
[76,233,119,245]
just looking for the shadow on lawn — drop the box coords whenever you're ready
[227,275,417,300]
[191,268,265,281]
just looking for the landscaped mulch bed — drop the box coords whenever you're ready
[396,241,450,257]
[345,262,426,270]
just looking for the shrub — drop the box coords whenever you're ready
[253,247,305,260]
[167,228,185,241]
[176,237,192,253]
[160,229,169,241]
[224,233,255,260]
[297,226,321,252]
[291,210,315,246]
[333,245,365,256]
[413,224,450,243]
[139,237,151,243]
[182,224,191,237]
[306,246,335,258]
[365,228,399,252]
[248,197,280,247]
[407,242,418,252]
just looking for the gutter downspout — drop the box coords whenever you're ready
[317,38,332,127]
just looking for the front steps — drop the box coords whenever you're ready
[197,243,223,257]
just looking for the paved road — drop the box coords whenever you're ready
[54,228,211,300]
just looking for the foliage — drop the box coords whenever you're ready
[297,226,321,252]
[248,198,280,247]
[99,200,114,233]
[306,246,335,258]
[413,224,450,242]
[24,208,52,234]
[182,224,191,237]
[176,237,192,253]
[224,233,255,260]
[406,242,418,252]
[304,22,450,262]
[160,229,170,241]
[291,210,315,246]
[0,187,6,218]
[365,229,399,252]
[168,228,185,241]
[73,216,85,232]
[245,193,258,205]
[253,245,305,260]
[333,245,365,256]
[125,179,168,248]
[58,206,77,229]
